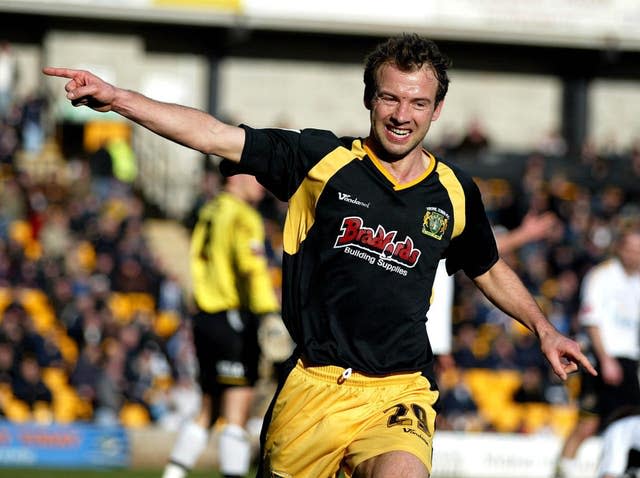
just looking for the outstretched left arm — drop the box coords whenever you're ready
[473,258,597,380]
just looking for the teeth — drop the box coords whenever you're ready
[389,127,409,136]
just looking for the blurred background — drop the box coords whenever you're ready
[0,0,639,477]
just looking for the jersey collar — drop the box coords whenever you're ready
[363,141,436,191]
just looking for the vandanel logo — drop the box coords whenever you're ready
[334,216,421,268]
[338,192,370,208]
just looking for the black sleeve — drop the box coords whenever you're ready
[219,125,341,202]
[444,176,499,279]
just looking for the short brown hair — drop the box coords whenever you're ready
[363,33,451,109]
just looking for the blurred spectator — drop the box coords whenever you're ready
[164,320,197,383]
[94,340,127,426]
[128,339,172,421]
[11,353,52,410]
[69,342,103,414]
[88,144,115,202]
[512,366,547,404]
[520,248,551,295]
[544,269,581,336]
[453,117,491,158]
[512,331,547,372]
[20,91,46,153]
[39,205,73,260]
[0,338,16,384]
[106,138,137,185]
[112,254,155,293]
[452,322,487,368]
[0,177,26,231]
[484,332,519,370]
[0,41,17,118]
[158,273,184,313]
[0,118,18,168]
[436,354,485,432]
[537,129,567,157]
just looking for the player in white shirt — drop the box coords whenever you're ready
[555,229,640,478]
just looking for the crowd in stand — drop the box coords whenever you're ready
[0,40,640,437]
[436,134,640,433]
[0,147,201,427]
[0,43,201,426]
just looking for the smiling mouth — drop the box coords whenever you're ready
[387,126,410,139]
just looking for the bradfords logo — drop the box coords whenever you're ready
[334,216,421,268]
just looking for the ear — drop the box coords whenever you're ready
[363,95,372,111]
[431,100,445,122]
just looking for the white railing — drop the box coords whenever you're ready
[133,124,202,220]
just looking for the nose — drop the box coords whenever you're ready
[391,100,411,123]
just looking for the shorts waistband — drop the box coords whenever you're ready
[296,358,423,387]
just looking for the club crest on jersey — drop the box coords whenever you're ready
[334,216,421,267]
[422,207,449,240]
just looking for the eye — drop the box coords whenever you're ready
[377,94,398,105]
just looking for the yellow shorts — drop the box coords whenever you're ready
[261,359,439,478]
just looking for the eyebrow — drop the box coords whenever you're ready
[378,91,433,103]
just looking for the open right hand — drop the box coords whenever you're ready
[43,67,117,112]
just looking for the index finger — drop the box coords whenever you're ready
[576,352,598,377]
[42,67,81,79]
[566,350,597,377]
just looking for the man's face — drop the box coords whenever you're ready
[619,232,640,272]
[368,63,444,161]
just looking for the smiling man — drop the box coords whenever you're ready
[44,33,596,478]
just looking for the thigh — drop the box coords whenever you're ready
[261,362,352,478]
[344,376,439,477]
[353,451,429,478]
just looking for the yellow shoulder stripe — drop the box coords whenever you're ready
[435,162,466,239]
[283,140,362,255]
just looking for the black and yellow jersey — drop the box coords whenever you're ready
[190,191,279,315]
[221,126,498,378]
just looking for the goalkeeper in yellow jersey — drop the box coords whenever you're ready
[163,173,292,478]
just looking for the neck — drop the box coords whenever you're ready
[224,185,251,205]
[365,138,431,184]
[620,260,639,276]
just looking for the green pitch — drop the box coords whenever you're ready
[0,469,230,478]
[0,466,349,477]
